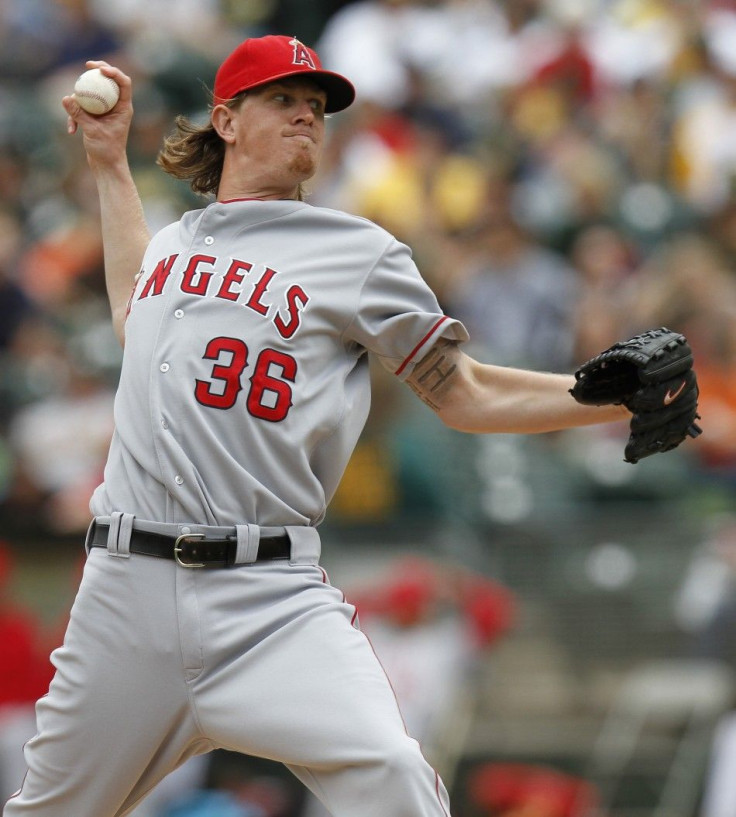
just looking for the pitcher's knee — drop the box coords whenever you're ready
[369,741,447,812]
[378,742,426,782]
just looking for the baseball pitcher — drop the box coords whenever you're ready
[4,35,699,817]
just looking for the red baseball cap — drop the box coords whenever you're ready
[213,35,355,113]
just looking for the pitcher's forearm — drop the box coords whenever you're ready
[62,62,146,345]
[406,341,629,434]
[94,162,150,344]
[442,364,628,434]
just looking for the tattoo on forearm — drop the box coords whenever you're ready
[418,347,457,392]
[406,342,458,411]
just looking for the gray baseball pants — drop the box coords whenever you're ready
[3,521,450,817]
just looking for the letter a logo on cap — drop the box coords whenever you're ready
[290,37,316,69]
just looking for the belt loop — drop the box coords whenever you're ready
[84,518,98,555]
[107,512,134,558]
[285,526,320,564]
[234,524,260,565]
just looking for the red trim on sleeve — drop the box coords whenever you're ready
[395,317,448,377]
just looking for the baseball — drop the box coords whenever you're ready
[73,68,120,115]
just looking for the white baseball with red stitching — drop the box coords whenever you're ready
[73,68,120,115]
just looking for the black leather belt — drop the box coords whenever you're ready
[89,523,291,568]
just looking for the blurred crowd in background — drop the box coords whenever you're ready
[5,0,736,815]
[2,0,736,531]
[2,0,736,539]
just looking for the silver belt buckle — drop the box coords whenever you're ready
[174,532,207,568]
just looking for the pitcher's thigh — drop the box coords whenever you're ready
[197,574,409,760]
[279,616,450,816]
[4,552,198,817]
[195,579,450,815]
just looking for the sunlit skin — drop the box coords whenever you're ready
[212,77,328,201]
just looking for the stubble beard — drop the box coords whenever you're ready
[287,143,318,183]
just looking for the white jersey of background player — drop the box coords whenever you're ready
[4,35,626,817]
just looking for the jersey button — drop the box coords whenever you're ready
[160,363,170,373]
[174,309,184,319]
[204,236,214,245]
[175,475,184,485]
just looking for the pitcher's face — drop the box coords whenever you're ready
[217,77,327,195]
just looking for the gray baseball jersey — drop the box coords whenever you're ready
[90,199,468,527]
[6,199,465,817]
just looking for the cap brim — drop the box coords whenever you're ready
[311,71,356,113]
[223,69,355,113]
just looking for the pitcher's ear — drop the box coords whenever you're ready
[211,104,237,144]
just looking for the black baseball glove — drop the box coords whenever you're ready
[570,327,702,463]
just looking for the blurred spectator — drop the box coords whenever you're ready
[347,556,516,748]
[42,0,124,74]
[467,762,600,817]
[0,542,53,803]
[685,320,736,477]
[0,207,36,356]
[124,756,213,817]
[159,753,306,817]
[265,1,355,47]
[158,790,261,817]
[567,222,640,361]
[702,712,736,817]
[344,107,488,259]
[671,66,736,215]
[0,543,51,707]
[4,329,115,536]
[17,213,104,310]
[583,0,687,88]
[675,513,736,665]
[443,177,580,372]
[317,0,556,113]
[620,233,736,474]
[623,232,736,337]
[317,0,435,111]
[89,0,226,55]
[0,0,118,82]
[674,514,736,817]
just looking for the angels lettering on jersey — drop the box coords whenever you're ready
[128,252,309,340]
[128,253,310,423]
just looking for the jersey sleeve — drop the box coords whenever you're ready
[345,238,469,380]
